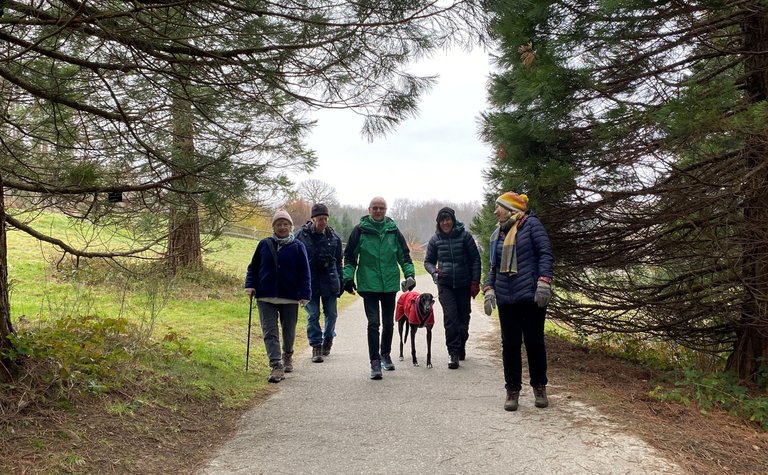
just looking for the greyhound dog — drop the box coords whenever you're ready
[395,291,436,368]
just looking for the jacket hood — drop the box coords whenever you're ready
[436,207,465,236]
[436,206,456,223]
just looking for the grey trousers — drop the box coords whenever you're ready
[256,301,299,367]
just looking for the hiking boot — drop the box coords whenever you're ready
[322,337,334,356]
[370,359,382,380]
[268,364,285,383]
[533,385,549,408]
[504,389,520,412]
[381,354,395,371]
[282,352,294,373]
[311,346,324,363]
[448,354,459,369]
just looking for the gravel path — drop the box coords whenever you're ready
[200,275,682,475]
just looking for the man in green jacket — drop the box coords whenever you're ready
[343,196,416,380]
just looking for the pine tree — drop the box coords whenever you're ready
[482,0,768,384]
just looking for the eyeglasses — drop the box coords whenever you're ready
[370,206,387,211]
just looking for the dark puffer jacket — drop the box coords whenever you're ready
[295,221,343,298]
[485,212,554,305]
[424,219,481,289]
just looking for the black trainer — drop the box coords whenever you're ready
[370,359,383,380]
[381,354,395,371]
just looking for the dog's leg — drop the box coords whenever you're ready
[426,325,433,368]
[398,319,405,361]
[410,324,419,367]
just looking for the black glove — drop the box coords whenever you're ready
[343,280,357,295]
[400,276,416,292]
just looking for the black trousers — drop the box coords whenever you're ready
[498,300,548,390]
[438,285,472,356]
[359,291,396,361]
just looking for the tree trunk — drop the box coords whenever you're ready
[726,6,768,386]
[165,83,202,273]
[167,195,202,272]
[0,172,17,381]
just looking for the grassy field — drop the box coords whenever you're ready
[5,213,361,405]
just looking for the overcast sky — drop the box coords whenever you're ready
[292,48,494,208]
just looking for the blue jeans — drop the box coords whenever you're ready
[305,295,338,347]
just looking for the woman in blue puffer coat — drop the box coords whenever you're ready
[483,192,554,412]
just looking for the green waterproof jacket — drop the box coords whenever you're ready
[343,216,415,293]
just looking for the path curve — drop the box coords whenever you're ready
[200,275,681,475]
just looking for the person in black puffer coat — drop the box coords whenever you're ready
[483,192,554,412]
[424,207,481,370]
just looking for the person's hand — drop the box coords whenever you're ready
[431,270,441,284]
[470,281,480,299]
[484,289,496,316]
[343,280,357,295]
[534,281,551,308]
[401,276,416,292]
[299,299,309,307]
[245,288,255,298]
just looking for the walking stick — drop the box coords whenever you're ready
[245,294,253,372]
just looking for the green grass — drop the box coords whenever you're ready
[4,213,295,408]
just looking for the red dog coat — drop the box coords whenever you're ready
[395,291,435,327]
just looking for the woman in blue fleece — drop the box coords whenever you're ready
[245,209,311,383]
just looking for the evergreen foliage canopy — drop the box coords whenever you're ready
[480,0,768,383]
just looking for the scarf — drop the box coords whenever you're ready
[273,232,295,250]
[499,212,525,274]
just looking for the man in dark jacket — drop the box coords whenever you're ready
[295,203,343,363]
[425,207,481,370]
